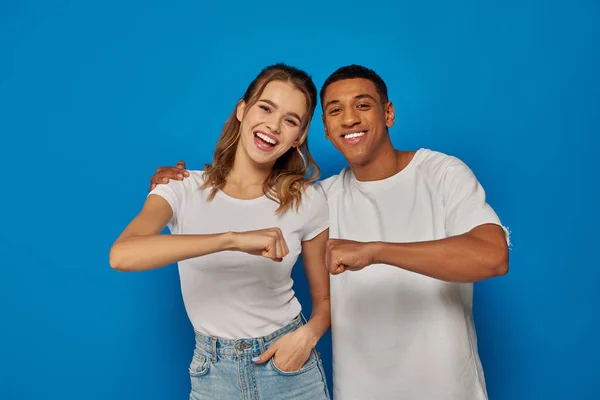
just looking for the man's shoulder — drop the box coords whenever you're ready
[415,148,460,165]
[315,168,352,197]
[414,148,467,177]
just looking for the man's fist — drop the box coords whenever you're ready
[326,239,376,275]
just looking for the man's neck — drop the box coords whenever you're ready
[350,146,415,182]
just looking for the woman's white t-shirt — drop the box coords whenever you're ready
[149,170,329,339]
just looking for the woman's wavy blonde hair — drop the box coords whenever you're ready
[201,63,320,214]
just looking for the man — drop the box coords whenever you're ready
[150,65,509,399]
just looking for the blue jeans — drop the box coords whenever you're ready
[189,315,330,400]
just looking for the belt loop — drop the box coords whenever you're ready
[300,312,308,325]
[258,337,266,354]
[211,337,218,363]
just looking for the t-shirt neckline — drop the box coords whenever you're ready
[215,188,272,205]
[351,148,425,191]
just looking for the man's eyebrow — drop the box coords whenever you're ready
[258,99,301,122]
[324,99,340,109]
[324,94,378,110]
[355,94,378,102]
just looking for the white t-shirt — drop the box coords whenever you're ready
[317,148,509,400]
[149,171,329,339]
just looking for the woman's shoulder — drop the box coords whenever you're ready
[187,170,207,184]
[150,170,207,196]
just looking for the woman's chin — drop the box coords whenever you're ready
[245,149,279,167]
[250,156,277,167]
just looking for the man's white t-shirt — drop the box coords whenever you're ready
[149,171,329,339]
[317,148,509,400]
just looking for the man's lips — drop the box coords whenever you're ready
[340,130,368,145]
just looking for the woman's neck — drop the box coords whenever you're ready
[222,145,274,199]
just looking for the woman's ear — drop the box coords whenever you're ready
[236,100,246,123]
[294,122,311,147]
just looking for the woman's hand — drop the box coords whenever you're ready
[230,228,289,262]
[253,325,316,372]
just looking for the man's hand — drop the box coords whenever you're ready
[149,160,190,192]
[326,239,376,274]
[253,325,315,372]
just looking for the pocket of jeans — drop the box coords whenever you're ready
[189,350,210,377]
[269,349,319,376]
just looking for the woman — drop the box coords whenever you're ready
[109,64,331,400]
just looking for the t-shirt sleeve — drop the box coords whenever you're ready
[443,158,510,245]
[301,184,330,241]
[147,180,186,233]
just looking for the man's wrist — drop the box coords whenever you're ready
[367,241,384,265]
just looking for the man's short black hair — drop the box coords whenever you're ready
[320,65,388,108]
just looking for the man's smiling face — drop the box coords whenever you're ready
[321,78,395,166]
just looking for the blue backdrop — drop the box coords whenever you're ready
[1,1,598,399]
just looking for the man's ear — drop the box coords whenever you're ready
[385,101,395,128]
[322,114,330,140]
[236,100,246,123]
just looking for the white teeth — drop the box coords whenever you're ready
[256,132,277,145]
[344,131,365,139]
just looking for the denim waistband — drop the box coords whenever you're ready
[193,314,304,359]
